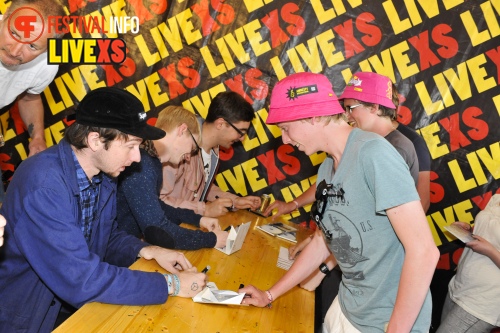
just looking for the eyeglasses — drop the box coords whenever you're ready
[310,180,345,240]
[344,103,363,113]
[187,128,201,154]
[223,118,246,138]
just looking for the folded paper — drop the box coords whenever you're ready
[215,221,251,255]
[193,282,245,305]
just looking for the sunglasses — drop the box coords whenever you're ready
[310,180,345,240]
[344,103,363,113]
[187,128,201,154]
[223,118,246,138]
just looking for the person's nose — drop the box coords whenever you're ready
[9,42,23,57]
[281,131,291,144]
[130,148,141,163]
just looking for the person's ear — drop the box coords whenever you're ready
[215,118,225,130]
[88,132,101,151]
[177,123,188,136]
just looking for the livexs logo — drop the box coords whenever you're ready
[10,6,139,64]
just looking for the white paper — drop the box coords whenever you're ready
[193,282,245,305]
[277,246,294,270]
[444,224,474,243]
[277,231,297,243]
[257,222,297,237]
[215,221,251,255]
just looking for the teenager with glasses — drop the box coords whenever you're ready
[117,105,228,250]
[160,91,261,218]
[240,72,439,333]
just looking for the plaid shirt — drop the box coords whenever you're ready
[72,151,102,244]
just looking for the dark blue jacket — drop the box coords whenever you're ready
[0,140,168,333]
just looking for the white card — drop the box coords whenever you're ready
[215,221,251,255]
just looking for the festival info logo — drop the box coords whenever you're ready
[9,6,138,64]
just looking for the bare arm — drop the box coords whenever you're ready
[466,235,500,268]
[264,183,317,220]
[241,231,331,306]
[17,93,46,156]
[416,171,430,213]
[385,200,439,333]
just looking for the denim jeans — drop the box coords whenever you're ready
[436,293,495,333]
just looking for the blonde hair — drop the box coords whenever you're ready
[155,105,200,137]
[302,113,347,125]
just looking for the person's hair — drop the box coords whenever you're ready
[155,105,200,137]
[205,91,255,123]
[64,123,129,150]
[302,113,347,126]
[391,82,400,121]
[4,0,66,38]
[355,100,396,120]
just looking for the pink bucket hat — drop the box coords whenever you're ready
[339,72,396,109]
[266,72,344,124]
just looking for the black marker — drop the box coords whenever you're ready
[201,265,210,274]
[224,225,232,232]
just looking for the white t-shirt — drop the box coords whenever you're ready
[449,194,500,326]
[0,18,59,108]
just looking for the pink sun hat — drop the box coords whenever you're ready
[266,72,344,124]
[339,72,396,109]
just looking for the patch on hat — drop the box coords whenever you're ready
[385,81,392,100]
[286,84,318,100]
[347,76,362,87]
[138,112,147,121]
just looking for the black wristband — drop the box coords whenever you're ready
[319,263,330,274]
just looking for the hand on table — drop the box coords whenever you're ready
[288,235,312,260]
[200,217,220,231]
[205,198,233,217]
[234,196,261,210]
[140,246,192,274]
[239,285,270,307]
[264,200,296,221]
[212,229,228,248]
[176,267,207,297]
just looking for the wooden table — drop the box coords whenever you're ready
[54,210,315,333]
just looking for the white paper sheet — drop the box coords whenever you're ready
[215,221,251,255]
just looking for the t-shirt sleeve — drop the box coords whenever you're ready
[360,140,420,214]
[27,57,58,95]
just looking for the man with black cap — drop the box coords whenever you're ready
[0,87,208,332]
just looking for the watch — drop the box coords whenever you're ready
[319,263,330,274]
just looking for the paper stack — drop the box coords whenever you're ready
[277,246,294,270]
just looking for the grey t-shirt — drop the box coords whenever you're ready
[385,130,419,185]
[317,128,431,332]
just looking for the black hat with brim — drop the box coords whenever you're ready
[72,87,165,141]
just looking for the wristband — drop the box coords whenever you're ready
[164,273,180,296]
[164,274,174,295]
[292,200,299,210]
[319,263,330,274]
[172,274,180,296]
[265,290,273,308]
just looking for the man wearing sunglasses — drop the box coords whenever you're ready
[240,72,439,333]
[160,91,261,217]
